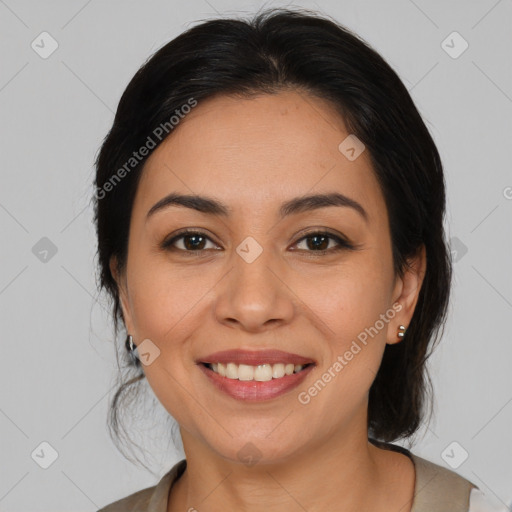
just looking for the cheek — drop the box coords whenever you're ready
[303,256,391,334]
[299,256,392,382]
[125,258,203,418]
[126,251,210,337]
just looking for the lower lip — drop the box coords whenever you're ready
[198,363,315,402]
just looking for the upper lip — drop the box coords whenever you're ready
[197,349,316,366]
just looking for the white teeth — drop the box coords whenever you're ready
[208,362,308,381]
[225,362,238,379]
[272,363,285,379]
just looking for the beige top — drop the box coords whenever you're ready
[97,442,478,512]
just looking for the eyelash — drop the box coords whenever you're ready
[161,228,356,256]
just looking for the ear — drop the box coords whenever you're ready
[109,255,135,334]
[387,244,427,345]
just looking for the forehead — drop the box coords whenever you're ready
[135,90,386,224]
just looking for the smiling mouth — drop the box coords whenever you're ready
[200,361,315,381]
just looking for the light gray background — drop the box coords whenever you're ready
[1,0,511,510]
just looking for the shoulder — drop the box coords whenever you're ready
[409,452,475,511]
[410,451,475,486]
[97,459,187,512]
[97,485,155,512]
[409,452,510,512]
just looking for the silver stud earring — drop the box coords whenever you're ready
[397,325,406,339]
[125,334,135,352]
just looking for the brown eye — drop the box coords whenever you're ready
[161,229,355,255]
[179,233,208,250]
[161,230,218,252]
[293,231,354,253]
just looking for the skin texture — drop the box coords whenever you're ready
[111,90,426,512]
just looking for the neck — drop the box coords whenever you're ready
[167,428,400,512]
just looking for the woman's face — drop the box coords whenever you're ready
[113,90,425,464]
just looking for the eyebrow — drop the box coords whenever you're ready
[146,192,369,223]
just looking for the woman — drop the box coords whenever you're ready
[94,7,506,512]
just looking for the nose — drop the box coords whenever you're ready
[213,246,295,332]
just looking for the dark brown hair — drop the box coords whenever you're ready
[93,6,452,465]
